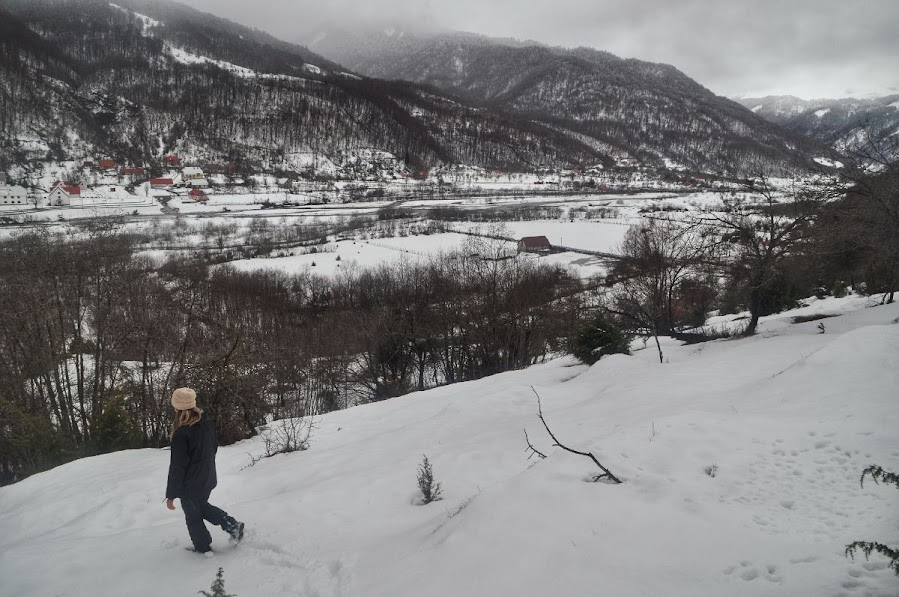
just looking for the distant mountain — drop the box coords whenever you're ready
[736,95,899,159]
[305,28,841,175]
[0,0,605,174]
[0,0,839,177]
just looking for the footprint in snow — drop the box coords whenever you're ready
[724,561,782,583]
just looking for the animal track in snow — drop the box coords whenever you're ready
[723,561,782,583]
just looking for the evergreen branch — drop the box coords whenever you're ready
[845,542,899,575]
[860,464,899,489]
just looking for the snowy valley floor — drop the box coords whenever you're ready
[1,297,898,597]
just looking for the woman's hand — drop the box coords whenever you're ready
[166,498,176,511]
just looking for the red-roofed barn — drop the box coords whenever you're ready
[517,236,552,254]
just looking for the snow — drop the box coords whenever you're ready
[164,44,313,83]
[454,219,630,255]
[226,230,612,280]
[166,45,258,78]
[109,3,160,37]
[813,156,844,169]
[228,233,481,277]
[751,104,763,113]
[662,157,687,170]
[1,297,897,596]
[814,108,831,118]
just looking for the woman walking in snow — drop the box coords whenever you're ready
[166,387,244,555]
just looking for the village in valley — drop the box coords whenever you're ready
[1,155,215,212]
[0,144,819,289]
[0,148,755,285]
[0,147,735,220]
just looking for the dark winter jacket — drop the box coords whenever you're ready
[166,412,218,500]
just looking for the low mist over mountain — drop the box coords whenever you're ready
[736,95,899,158]
[0,0,838,176]
[306,27,839,174]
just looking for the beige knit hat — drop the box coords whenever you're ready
[171,387,197,411]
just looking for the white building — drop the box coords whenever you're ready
[0,184,28,206]
[181,167,209,187]
[48,182,80,206]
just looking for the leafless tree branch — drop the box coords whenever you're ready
[523,428,547,460]
[531,386,622,484]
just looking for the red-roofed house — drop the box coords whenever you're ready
[164,155,181,166]
[187,188,208,202]
[49,181,81,206]
[120,167,144,176]
[151,177,174,187]
[517,236,552,254]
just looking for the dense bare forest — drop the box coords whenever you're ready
[0,225,588,484]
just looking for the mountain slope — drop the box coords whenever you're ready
[0,0,600,173]
[1,297,897,596]
[307,29,841,174]
[737,95,899,159]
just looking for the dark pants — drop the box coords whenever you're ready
[181,492,236,552]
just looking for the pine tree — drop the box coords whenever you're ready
[570,311,631,365]
[417,455,442,504]
[199,567,236,597]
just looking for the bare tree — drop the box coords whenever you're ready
[695,177,826,335]
[608,218,712,361]
[819,129,899,304]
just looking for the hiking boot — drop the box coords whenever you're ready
[225,519,244,544]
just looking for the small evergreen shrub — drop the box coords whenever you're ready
[831,280,849,298]
[416,455,443,504]
[199,567,236,597]
[570,311,631,365]
[91,395,142,454]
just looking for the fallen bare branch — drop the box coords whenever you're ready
[524,428,547,460]
[531,386,622,484]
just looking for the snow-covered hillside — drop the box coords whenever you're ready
[736,95,899,160]
[1,298,898,596]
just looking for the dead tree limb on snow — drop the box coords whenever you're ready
[524,429,547,460]
[531,386,622,484]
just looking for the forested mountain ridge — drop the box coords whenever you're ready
[0,0,607,173]
[0,0,838,176]
[736,95,899,159]
[307,28,841,174]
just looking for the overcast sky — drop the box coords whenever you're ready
[180,0,898,99]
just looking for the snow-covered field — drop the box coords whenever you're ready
[453,219,630,253]
[228,233,477,276]
[1,297,897,597]
[227,232,610,279]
